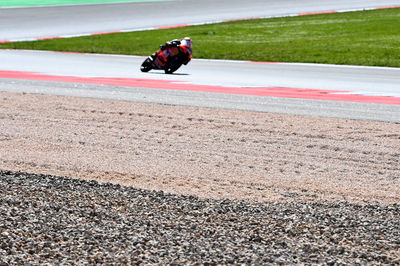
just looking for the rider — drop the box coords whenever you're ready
[154,37,192,67]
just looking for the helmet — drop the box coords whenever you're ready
[182,37,192,48]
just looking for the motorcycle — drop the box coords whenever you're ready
[140,48,191,74]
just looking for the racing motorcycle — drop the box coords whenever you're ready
[140,47,192,74]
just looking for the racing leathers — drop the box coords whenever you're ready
[153,39,192,68]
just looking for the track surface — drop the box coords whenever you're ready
[0,50,399,122]
[0,0,163,8]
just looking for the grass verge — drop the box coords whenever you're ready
[1,8,399,67]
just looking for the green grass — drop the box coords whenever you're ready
[1,8,400,67]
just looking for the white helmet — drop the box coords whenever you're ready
[182,37,192,48]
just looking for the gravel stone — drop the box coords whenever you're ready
[1,170,399,264]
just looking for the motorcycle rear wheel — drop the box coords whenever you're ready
[164,56,183,74]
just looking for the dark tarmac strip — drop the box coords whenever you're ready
[1,170,399,264]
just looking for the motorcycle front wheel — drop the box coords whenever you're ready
[140,58,153,72]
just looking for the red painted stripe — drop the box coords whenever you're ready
[90,31,121,35]
[298,11,337,16]
[0,40,11,43]
[37,36,62,40]
[156,24,191,29]
[1,70,399,105]
[224,17,260,22]
[377,5,400,9]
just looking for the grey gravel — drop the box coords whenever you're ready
[0,170,399,265]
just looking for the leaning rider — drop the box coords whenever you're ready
[157,37,192,66]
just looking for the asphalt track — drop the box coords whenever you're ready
[0,50,399,122]
[0,0,163,8]
[1,0,400,122]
